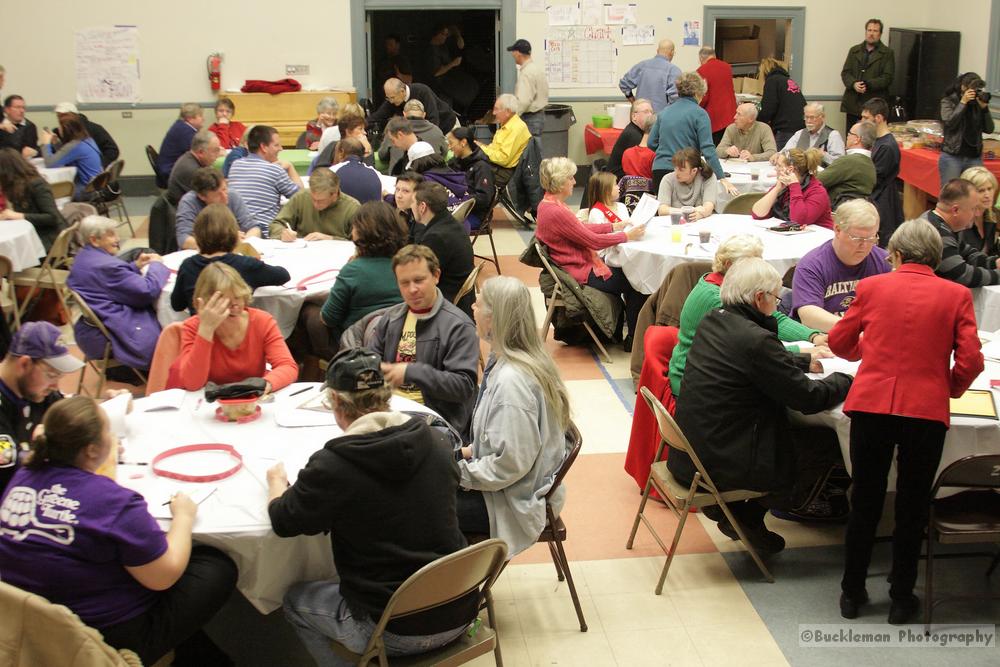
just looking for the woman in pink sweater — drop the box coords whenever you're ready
[535,157,646,350]
[752,147,834,229]
[168,263,298,392]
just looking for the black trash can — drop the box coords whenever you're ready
[541,104,576,158]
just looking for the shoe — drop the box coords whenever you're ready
[623,334,633,353]
[715,517,785,553]
[888,594,920,625]
[701,505,725,522]
[839,590,869,619]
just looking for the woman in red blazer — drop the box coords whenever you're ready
[828,218,983,625]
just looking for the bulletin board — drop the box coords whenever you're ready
[542,2,657,88]
[75,26,141,104]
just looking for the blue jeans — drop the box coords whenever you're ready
[284,581,469,667]
[938,153,983,188]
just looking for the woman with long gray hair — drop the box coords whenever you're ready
[455,276,572,556]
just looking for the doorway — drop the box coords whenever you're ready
[704,6,805,83]
[368,9,498,122]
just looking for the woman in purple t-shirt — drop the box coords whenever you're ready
[0,397,237,666]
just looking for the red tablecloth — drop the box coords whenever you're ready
[899,146,1000,196]
[584,124,624,155]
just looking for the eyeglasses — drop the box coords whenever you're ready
[847,131,859,138]
[847,232,879,244]
[765,291,783,305]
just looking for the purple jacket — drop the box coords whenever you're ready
[422,168,472,207]
[67,245,170,369]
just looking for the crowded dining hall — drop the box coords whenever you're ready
[1,2,999,665]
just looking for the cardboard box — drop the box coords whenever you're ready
[734,76,764,96]
[722,39,760,63]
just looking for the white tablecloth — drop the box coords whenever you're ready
[37,165,77,185]
[603,213,834,294]
[716,159,778,211]
[972,286,1000,332]
[0,219,46,271]
[156,237,356,337]
[118,385,432,613]
[792,360,1000,495]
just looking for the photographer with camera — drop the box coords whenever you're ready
[939,72,995,186]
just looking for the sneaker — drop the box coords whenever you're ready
[888,594,920,625]
[840,590,869,619]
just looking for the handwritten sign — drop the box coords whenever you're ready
[621,24,656,45]
[603,3,637,25]
[75,26,141,104]
[547,4,581,26]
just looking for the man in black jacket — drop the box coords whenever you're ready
[608,98,653,180]
[370,78,457,134]
[54,102,120,167]
[411,181,474,318]
[268,348,477,664]
[669,258,852,553]
[840,19,895,129]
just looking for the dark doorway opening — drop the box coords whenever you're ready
[369,9,498,123]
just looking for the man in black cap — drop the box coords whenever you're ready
[268,348,478,664]
[507,39,548,138]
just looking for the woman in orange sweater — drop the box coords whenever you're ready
[167,263,298,392]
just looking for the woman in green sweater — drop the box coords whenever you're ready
[668,234,827,396]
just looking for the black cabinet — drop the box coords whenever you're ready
[888,28,961,120]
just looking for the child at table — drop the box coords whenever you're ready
[0,396,237,666]
[586,171,630,225]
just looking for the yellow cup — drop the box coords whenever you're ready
[671,227,683,243]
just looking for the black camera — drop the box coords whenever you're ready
[976,89,992,104]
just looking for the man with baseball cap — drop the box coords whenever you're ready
[268,348,478,664]
[54,101,119,167]
[0,322,83,492]
[507,38,548,138]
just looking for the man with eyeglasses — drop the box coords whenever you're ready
[773,102,845,166]
[922,178,1000,287]
[0,322,84,493]
[791,199,890,331]
[817,121,877,209]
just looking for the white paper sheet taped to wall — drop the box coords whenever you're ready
[75,25,141,104]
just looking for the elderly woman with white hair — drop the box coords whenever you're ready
[535,157,647,349]
[667,234,826,402]
[647,71,739,196]
[456,276,573,556]
[830,219,983,624]
[66,216,169,372]
[668,257,852,553]
[304,97,340,150]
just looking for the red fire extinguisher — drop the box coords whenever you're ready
[207,53,223,92]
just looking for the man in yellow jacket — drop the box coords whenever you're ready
[478,94,531,168]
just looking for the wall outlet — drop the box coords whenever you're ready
[121,111,132,119]
[286,64,310,76]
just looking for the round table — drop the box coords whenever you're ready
[213,149,317,176]
[118,385,434,613]
[603,213,834,294]
[716,159,778,211]
[156,237,356,337]
[0,219,46,270]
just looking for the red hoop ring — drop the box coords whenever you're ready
[151,444,243,483]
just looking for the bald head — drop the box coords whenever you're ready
[383,78,407,105]
[657,39,675,59]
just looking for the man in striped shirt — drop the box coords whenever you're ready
[227,125,302,237]
[923,178,1000,287]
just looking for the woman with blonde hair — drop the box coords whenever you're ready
[752,148,833,229]
[0,396,237,665]
[456,276,573,555]
[535,157,647,349]
[957,166,999,254]
[167,262,298,392]
[668,234,825,400]
[757,57,806,147]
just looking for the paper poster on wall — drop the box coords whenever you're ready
[75,25,141,104]
[580,0,603,24]
[603,3,637,25]
[521,0,545,11]
[683,20,701,46]
[621,24,656,45]
[545,26,616,87]
[547,4,581,26]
